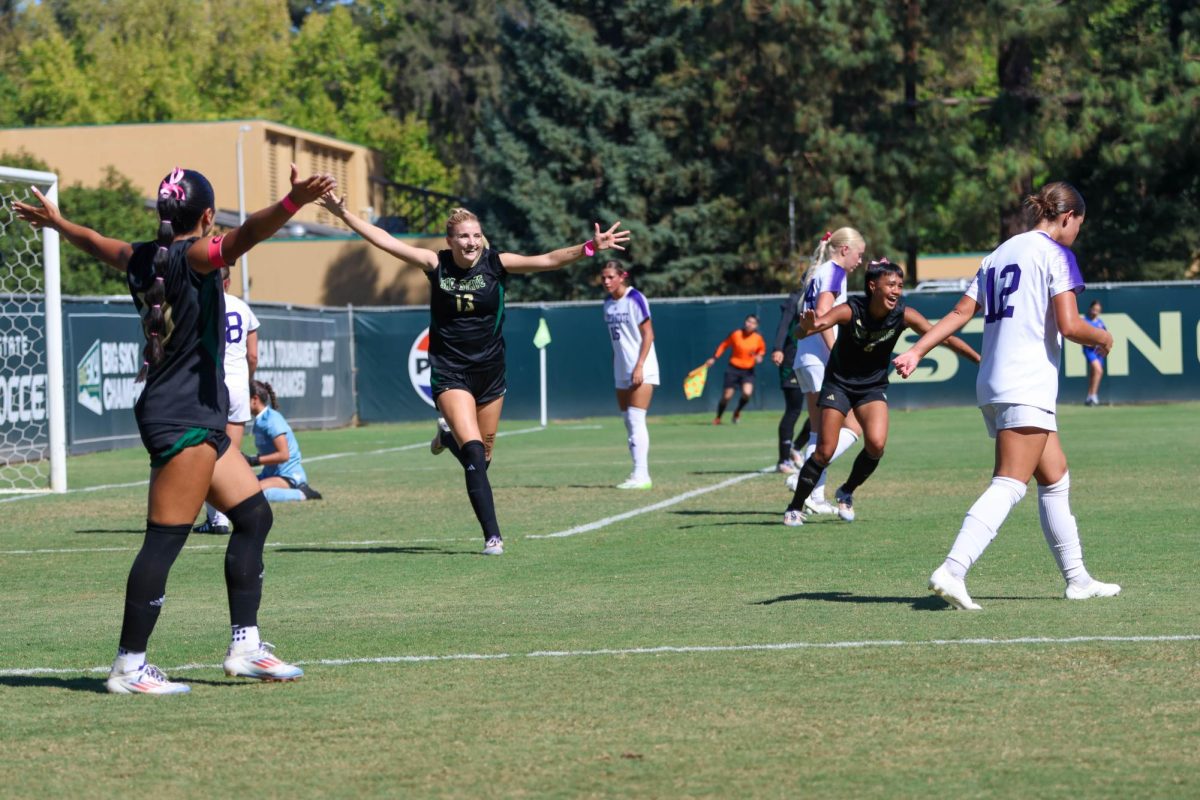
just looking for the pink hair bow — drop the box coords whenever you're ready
[158,167,186,201]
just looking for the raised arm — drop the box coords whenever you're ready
[197,164,336,274]
[501,221,631,274]
[12,188,133,271]
[318,191,438,271]
[893,294,981,378]
[1053,292,1113,355]
[903,306,981,364]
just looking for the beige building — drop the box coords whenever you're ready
[0,119,441,305]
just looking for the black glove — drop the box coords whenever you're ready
[243,453,260,467]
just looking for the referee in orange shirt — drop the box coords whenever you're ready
[705,314,767,424]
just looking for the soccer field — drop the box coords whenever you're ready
[1,403,1197,798]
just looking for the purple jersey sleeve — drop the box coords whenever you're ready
[628,289,651,323]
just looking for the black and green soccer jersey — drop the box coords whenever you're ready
[824,293,907,392]
[426,248,508,371]
[126,238,228,432]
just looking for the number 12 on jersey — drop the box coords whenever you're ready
[983,264,1021,323]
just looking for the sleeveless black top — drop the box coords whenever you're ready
[426,248,508,371]
[126,238,228,431]
[825,294,907,391]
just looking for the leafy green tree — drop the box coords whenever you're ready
[474,0,744,300]
[0,152,148,295]
[280,5,458,192]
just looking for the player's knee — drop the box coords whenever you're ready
[226,492,273,538]
[461,440,487,472]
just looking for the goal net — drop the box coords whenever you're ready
[0,166,66,493]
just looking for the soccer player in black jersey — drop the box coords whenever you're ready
[319,194,630,555]
[781,259,980,527]
[14,164,335,694]
[770,285,811,474]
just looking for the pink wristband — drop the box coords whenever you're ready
[583,240,596,257]
[280,195,300,215]
[207,235,228,268]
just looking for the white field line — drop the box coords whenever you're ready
[3,634,1197,678]
[0,425,547,505]
[527,466,776,539]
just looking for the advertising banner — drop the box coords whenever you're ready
[0,299,49,461]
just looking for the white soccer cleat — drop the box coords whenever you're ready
[785,472,800,491]
[483,536,504,556]
[834,487,856,522]
[223,642,303,681]
[430,417,451,455]
[776,461,798,475]
[803,497,837,515]
[790,448,806,469]
[106,663,190,695]
[929,565,982,611]
[616,477,653,490]
[1065,579,1121,600]
[782,509,805,527]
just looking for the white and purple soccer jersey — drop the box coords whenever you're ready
[793,260,849,368]
[604,288,660,389]
[223,292,260,423]
[965,230,1085,411]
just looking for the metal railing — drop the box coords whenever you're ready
[369,179,469,235]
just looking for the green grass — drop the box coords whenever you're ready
[1,404,1198,799]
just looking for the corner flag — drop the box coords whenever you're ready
[533,317,552,349]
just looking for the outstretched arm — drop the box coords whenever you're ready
[317,191,439,271]
[893,294,981,378]
[194,164,337,274]
[501,221,631,274]
[799,304,853,336]
[903,307,980,364]
[12,188,133,271]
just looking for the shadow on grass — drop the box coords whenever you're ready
[274,545,463,556]
[678,521,780,529]
[671,510,777,517]
[0,675,108,693]
[753,591,949,611]
[75,528,144,535]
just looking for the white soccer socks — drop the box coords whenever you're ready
[1036,472,1090,585]
[811,428,859,502]
[944,476,1027,578]
[624,407,651,482]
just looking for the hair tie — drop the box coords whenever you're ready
[151,304,161,309]
[150,332,158,337]
[155,276,164,283]
[821,231,833,243]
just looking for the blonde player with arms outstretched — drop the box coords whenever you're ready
[893,181,1120,610]
[601,261,659,489]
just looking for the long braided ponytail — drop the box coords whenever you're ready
[136,167,215,382]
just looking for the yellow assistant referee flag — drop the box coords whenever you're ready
[683,364,708,400]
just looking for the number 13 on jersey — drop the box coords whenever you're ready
[983,264,1021,323]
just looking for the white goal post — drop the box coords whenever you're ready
[0,166,66,493]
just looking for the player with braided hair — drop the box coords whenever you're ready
[14,163,335,694]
